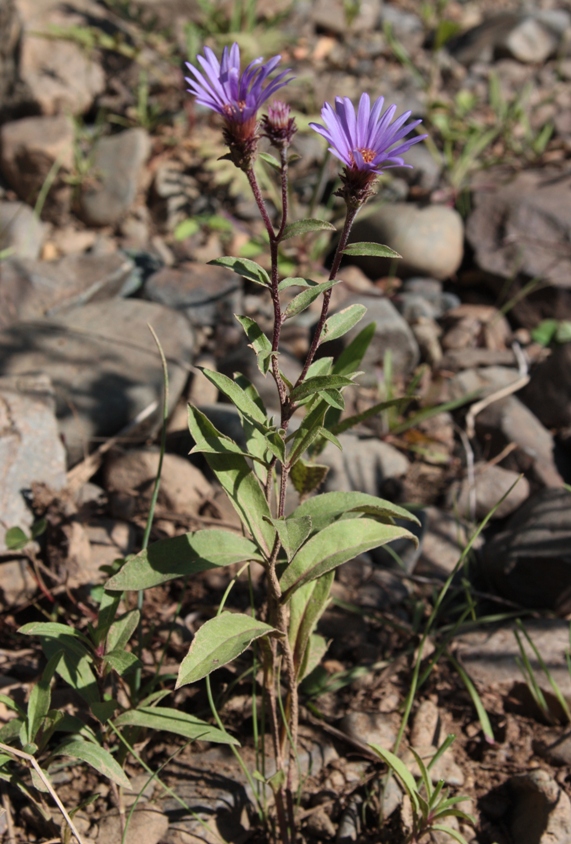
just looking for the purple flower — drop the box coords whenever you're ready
[310,93,426,174]
[185,44,293,130]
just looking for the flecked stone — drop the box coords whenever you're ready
[0,201,45,260]
[80,129,151,226]
[0,252,135,329]
[349,204,464,280]
[340,711,398,749]
[144,262,243,327]
[508,770,571,844]
[502,17,557,63]
[0,374,66,555]
[447,462,530,520]
[320,433,410,495]
[0,299,195,466]
[0,115,74,207]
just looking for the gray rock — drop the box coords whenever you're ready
[16,0,105,115]
[415,506,482,579]
[349,204,464,281]
[81,520,136,588]
[80,129,151,226]
[397,277,460,322]
[475,395,564,488]
[522,343,571,429]
[456,619,571,708]
[103,448,213,518]
[481,489,571,613]
[340,710,397,749]
[310,0,380,35]
[466,169,571,288]
[144,262,243,327]
[502,17,558,64]
[447,462,530,521]
[509,770,571,844]
[0,201,45,259]
[0,252,135,329]
[320,433,410,495]
[446,12,522,64]
[0,374,66,556]
[337,295,420,380]
[0,299,195,466]
[96,806,168,844]
[536,730,571,767]
[398,141,443,192]
[0,115,74,209]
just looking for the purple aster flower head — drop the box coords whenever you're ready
[262,101,297,149]
[310,93,427,207]
[185,43,293,169]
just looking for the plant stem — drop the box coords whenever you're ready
[295,203,360,386]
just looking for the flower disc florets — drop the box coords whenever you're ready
[310,93,427,207]
[185,44,293,169]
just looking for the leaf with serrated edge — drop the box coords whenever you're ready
[187,406,275,553]
[105,530,263,591]
[343,242,402,258]
[280,518,416,597]
[320,304,366,345]
[177,613,276,686]
[235,315,272,375]
[291,491,419,534]
[114,706,238,745]
[209,256,270,286]
[282,219,336,240]
[284,280,339,320]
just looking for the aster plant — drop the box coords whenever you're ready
[104,44,429,844]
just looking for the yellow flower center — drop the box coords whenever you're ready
[357,147,376,163]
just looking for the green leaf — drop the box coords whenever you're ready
[321,389,344,411]
[278,277,314,292]
[200,369,268,426]
[104,650,140,677]
[90,701,119,723]
[332,397,410,435]
[259,151,281,171]
[289,571,333,679]
[556,321,571,344]
[235,315,273,375]
[0,694,25,718]
[177,613,276,687]
[0,719,23,744]
[368,744,420,813]
[26,651,62,745]
[106,610,140,653]
[105,530,263,591]
[301,633,329,680]
[281,218,336,240]
[268,516,313,561]
[291,491,420,534]
[208,256,270,287]
[280,518,417,597]
[332,322,375,376]
[4,526,29,550]
[18,622,92,649]
[94,591,122,645]
[114,706,238,745]
[174,218,200,240]
[290,460,329,498]
[288,401,329,464]
[320,304,367,345]
[284,280,338,320]
[290,375,353,404]
[30,518,47,539]
[187,406,275,553]
[318,428,342,449]
[43,638,99,706]
[53,739,130,789]
[343,242,402,259]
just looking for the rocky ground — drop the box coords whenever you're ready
[1,0,571,842]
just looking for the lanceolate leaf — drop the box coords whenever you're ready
[187,406,275,553]
[26,651,62,745]
[343,242,402,259]
[284,280,339,320]
[104,650,140,677]
[291,491,420,534]
[288,571,334,679]
[235,315,273,374]
[54,739,131,789]
[113,706,238,745]
[368,744,420,813]
[177,613,276,687]
[290,375,353,404]
[259,151,281,171]
[332,397,410,435]
[288,401,329,464]
[282,219,336,240]
[209,256,270,287]
[280,518,417,597]
[200,369,268,427]
[19,625,100,706]
[105,531,263,591]
[106,609,140,653]
[268,515,313,561]
[320,304,367,345]
[290,460,329,498]
[332,322,375,376]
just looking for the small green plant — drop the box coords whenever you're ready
[531,318,571,347]
[371,740,475,844]
[515,619,571,724]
